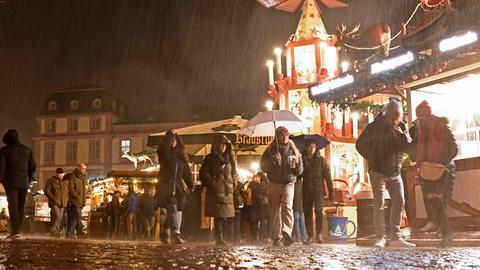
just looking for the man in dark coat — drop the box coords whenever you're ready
[301,139,334,243]
[0,129,36,239]
[65,163,88,238]
[356,98,415,248]
[44,167,69,237]
[260,126,303,247]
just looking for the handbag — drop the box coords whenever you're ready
[176,178,190,195]
[419,162,447,181]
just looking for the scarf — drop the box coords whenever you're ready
[416,115,446,164]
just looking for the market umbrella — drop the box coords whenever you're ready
[239,110,306,137]
[239,110,306,153]
[147,115,270,156]
[290,134,330,153]
[147,115,246,147]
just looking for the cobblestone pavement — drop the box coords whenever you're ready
[0,237,479,269]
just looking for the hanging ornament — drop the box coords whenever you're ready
[420,0,445,8]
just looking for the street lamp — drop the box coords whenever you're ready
[265,100,274,111]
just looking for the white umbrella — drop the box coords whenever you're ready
[239,110,306,137]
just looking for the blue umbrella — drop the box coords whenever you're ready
[291,134,330,153]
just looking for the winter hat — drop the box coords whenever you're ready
[415,100,432,118]
[275,126,289,136]
[56,168,64,174]
[385,98,403,117]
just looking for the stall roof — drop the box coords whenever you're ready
[147,115,247,147]
[308,1,480,105]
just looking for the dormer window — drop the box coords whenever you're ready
[48,101,57,112]
[70,100,79,110]
[92,98,102,109]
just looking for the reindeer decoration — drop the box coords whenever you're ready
[121,150,156,169]
[334,22,392,69]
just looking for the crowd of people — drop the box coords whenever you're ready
[0,98,458,247]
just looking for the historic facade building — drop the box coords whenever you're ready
[33,86,197,188]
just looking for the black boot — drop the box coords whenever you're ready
[283,232,294,247]
[172,233,185,244]
[160,232,170,244]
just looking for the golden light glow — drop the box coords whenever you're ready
[341,61,350,72]
[265,100,274,111]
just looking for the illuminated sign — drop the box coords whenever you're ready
[309,74,354,96]
[370,51,414,74]
[439,31,478,52]
[235,134,273,145]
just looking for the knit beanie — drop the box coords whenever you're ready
[415,100,432,118]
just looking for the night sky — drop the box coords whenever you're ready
[0,0,419,147]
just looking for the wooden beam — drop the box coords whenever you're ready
[449,200,480,216]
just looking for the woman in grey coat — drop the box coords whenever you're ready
[200,135,237,246]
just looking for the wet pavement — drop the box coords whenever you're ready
[0,237,479,269]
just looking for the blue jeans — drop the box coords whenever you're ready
[369,171,405,240]
[161,204,182,235]
[293,211,308,243]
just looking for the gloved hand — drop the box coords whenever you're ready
[328,192,335,201]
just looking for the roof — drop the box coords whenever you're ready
[294,0,329,41]
[308,1,480,104]
[40,86,127,116]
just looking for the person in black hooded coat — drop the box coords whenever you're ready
[199,135,237,246]
[0,129,36,238]
[156,130,194,244]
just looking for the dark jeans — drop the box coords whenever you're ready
[304,196,324,239]
[422,177,453,237]
[251,218,268,241]
[50,205,65,234]
[227,210,242,242]
[5,187,27,234]
[109,214,120,239]
[67,205,84,236]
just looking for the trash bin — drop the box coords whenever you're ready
[356,198,391,238]
[88,210,108,238]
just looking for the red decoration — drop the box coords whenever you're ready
[420,0,444,7]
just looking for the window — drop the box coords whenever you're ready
[67,119,78,132]
[92,98,102,109]
[48,101,57,112]
[70,100,79,110]
[143,138,149,150]
[89,140,101,161]
[120,139,131,154]
[45,119,56,133]
[91,118,102,131]
[44,142,55,162]
[66,141,78,161]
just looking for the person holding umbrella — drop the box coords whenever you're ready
[260,126,303,247]
[301,138,334,243]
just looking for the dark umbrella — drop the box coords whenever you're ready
[291,134,330,153]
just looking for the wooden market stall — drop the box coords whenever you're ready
[303,0,480,235]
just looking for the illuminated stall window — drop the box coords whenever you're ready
[411,73,480,159]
